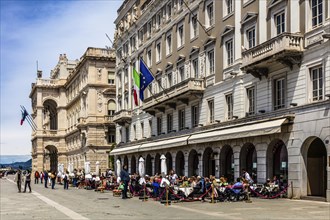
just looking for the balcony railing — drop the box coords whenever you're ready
[104,115,115,123]
[113,110,132,125]
[142,78,205,111]
[241,33,303,70]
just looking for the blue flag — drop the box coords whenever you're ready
[139,59,154,101]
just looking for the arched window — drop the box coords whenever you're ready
[107,100,116,116]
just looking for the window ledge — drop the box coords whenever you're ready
[205,25,215,32]
[166,53,172,58]
[177,45,184,51]
[222,12,234,22]
[243,0,255,8]
[190,36,199,43]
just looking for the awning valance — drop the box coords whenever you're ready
[188,118,288,144]
[110,136,189,155]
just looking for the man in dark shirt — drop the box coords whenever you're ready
[120,165,130,199]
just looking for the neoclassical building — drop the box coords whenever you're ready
[30,47,116,174]
[111,0,330,201]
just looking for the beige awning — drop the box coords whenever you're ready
[110,136,189,155]
[188,118,288,144]
[140,136,189,152]
[110,144,141,155]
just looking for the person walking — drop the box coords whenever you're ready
[120,165,129,199]
[34,170,40,184]
[23,170,32,193]
[40,171,44,184]
[14,170,22,193]
[44,170,49,188]
[63,171,69,190]
[50,171,56,189]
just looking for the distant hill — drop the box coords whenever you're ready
[0,155,31,164]
[0,159,32,170]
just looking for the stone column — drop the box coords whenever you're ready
[233,145,241,179]
[256,143,267,183]
[184,151,189,177]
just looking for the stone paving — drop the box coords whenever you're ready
[1,175,329,220]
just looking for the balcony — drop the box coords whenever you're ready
[241,33,303,79]
[104,115,115,125]
[113,110,132,125]
[142,78,205,114]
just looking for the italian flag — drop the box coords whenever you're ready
[133,68,140,106]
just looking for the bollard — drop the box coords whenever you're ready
[245,184,252,203]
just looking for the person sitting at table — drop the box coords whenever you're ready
[169,170,178,185]
[219,176,229,187]
[180,176,189,187]
[272,175,279,185]
[190,176,197,188]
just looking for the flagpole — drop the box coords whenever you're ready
[20,109,36,131]
[20,105,37,130]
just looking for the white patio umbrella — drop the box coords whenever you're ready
[138,157,145,177]
[116,159,121,183]
[160,154,167,176]
[85,162,90,174]
[95,161,100,176]
[138,157,146,185]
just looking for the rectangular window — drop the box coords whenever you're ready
[178,109,185,130]
[207,2,214,27]
[141,123,144,138]
[108,71,115,84]
[125,127,129,142]
[157,116,162,135]
[139,28,144,45]
[147,49,152,67]
[226,94,233,120]
[157,12,162,29]
[191,14,198,38]
[310,66,323,101]
[149,120,152,137]
[226,39,234,66]
[167,72,172,88]
[167,113,173,133]
[192,58,199,78]
[275,12,285,35]
[312,0,323,27]
[227,0,233,15]
[191,104,199,128]
[247,27,256,49]
[156,42,161,62]
[207,49,214,75]
[133,125,136,140]
[167,3,172,20]
[166,33,172,55]
[246,87,255,115]
[130,35,136,51]
[179,65,185,82]
[178,23,184,48]
[147,21,152,38]
[208,99,214,123]
[274,78,285,110]
[157,77,162,93]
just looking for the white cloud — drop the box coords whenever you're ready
[0,0,122,155]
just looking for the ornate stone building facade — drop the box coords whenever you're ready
[111,0,330,201]
[30,47,116,174]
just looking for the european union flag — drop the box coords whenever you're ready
[139,59,155,101]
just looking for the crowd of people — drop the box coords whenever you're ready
[13,167,288,202]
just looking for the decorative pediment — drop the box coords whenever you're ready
[156,68,162,75]
[267,0,286,9]
[176,54,185,63]
[221,25,234,37]
[204,36,216,47]
[189,46,200,55]
[165,62,173,70]
[241,12,258,25]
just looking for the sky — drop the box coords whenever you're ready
[0,0,122,155]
